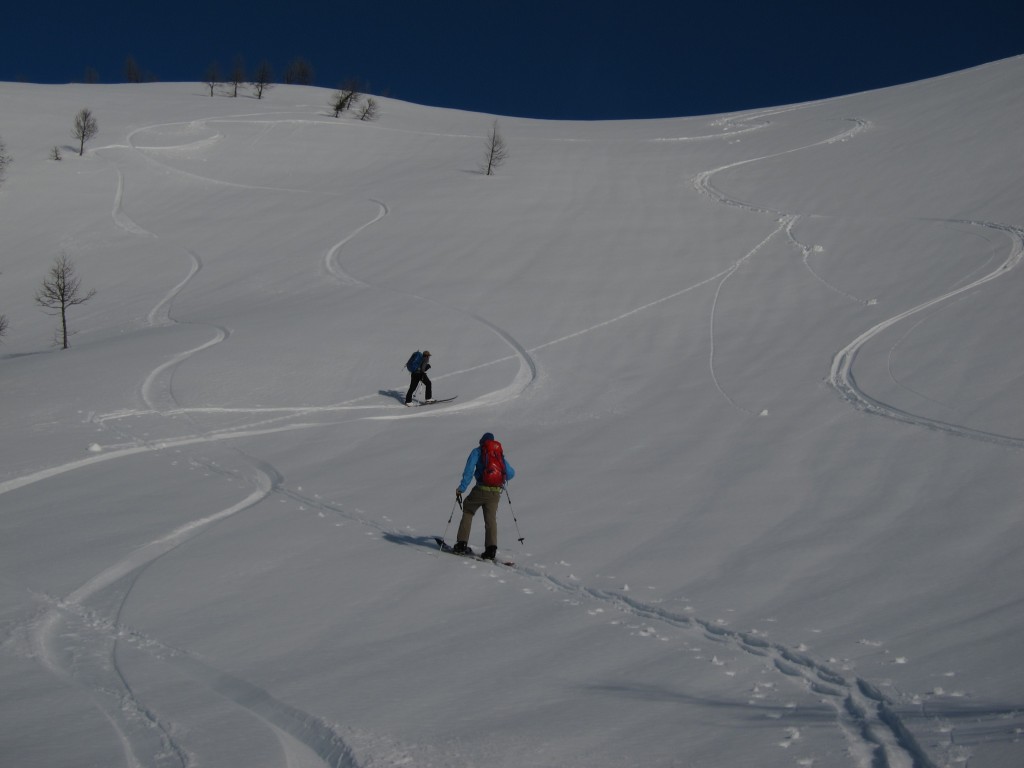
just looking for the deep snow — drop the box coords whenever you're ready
[1,57,1023,767]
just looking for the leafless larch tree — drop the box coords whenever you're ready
[0,135,10,184]
[72,108,98,156]
[230,56,246,97]
[357,98,379,121]
[251,61,274,99]
[204,61,221,96]
[480,120,509,176]
[35,253,96,349]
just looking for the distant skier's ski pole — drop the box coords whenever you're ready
[504,485,524,544]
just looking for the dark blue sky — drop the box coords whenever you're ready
[4,1,1023,119]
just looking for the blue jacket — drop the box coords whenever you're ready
[459,446,515,493]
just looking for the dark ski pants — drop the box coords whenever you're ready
[405,371,432,403]
[457,485,501,548]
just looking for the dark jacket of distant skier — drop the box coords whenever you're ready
[405,350,432,405]
[454,433,515,559]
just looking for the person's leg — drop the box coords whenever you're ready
[405,372,421,404]
[456,486,486,547]
[422,374,433,401]
[455,508,475,545]
[481,491,501,551]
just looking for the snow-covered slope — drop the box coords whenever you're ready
[2,58,1023,767]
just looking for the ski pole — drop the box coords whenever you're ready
[439,496,460,554]
[504,485,524,545]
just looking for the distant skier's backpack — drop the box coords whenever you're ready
[405,350,423,373]
[479,439,507,487]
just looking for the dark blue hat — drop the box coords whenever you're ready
[480,432,495,444]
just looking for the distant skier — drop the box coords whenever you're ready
[454,432,516,560]
[404,350,433,406]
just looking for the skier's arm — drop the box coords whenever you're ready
[458,448,480,493]
[504,459,515,483]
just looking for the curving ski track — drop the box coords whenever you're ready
[828,221,1024,449]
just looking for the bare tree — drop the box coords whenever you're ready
[329,91,349,117]
[251,60,273,99]
[124,55,142,83]
[83,66,99,84]
[72,108,98,155]
[480,120,508,176]
[230,56,246,97]
[50,146,62,161]
[330,79,362,117]
[284,57,314,85]
[357,98,379,121]
[35,253,96,349]
[204,61,221,96]
[0,135,10,184]
[0,271,7,342]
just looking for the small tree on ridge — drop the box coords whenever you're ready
[251,60,273,99]
[230,56,246,97]
[284,57,314,85]
[204,61,221,96]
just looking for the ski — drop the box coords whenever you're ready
[434,537,514,566]
[411,396,458,407]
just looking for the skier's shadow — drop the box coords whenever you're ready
[378,389,406,404]
[381,532,446,554]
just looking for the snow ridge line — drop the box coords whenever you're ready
[828,221,1024,449]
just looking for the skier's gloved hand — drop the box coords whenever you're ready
[455,489,463,505]
[424,363,431,371]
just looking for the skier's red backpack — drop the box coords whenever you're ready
[480,438,507,486]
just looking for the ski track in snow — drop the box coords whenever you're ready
[708,216,794,415]
[785,216,876,306]
[828,220,1024,449]
[9,106,1010,767]
[694,109,1024,449]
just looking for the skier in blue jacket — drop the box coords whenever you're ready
[454,433,515,559]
